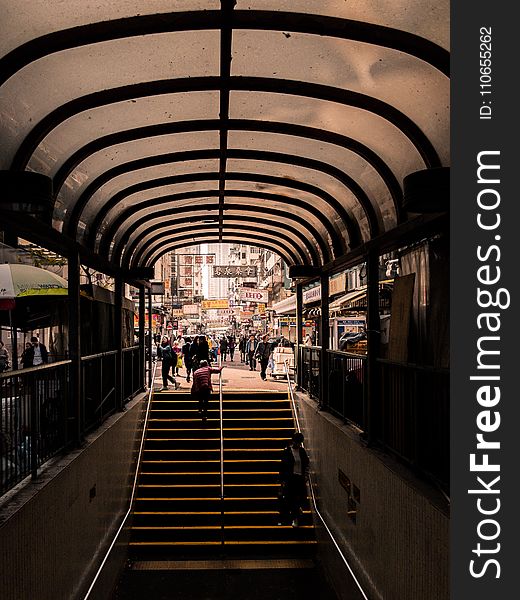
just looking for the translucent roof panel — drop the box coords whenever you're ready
[53,131,220,227]
[78,159,221,241]
[226,158,373,241]
[1,1,220,55]
[0,31,219,170]
[232,32,449,164]
[234,1,449,50]
[0,1,449,268]
[229,91,426,182]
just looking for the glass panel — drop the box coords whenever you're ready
[53,130,220,228]
[232,32,449,164]
[224,180,348,241]
[79,159,221,238]
[234,1,449,49]
[1,1,220,55]
[228,130,397,231]
[229,91,426,184]
[0,30,219,170]
[226,158,371,241]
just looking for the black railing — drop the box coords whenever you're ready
[1,361,71,495]
[297,348,449,489]
[81,351,118,433]
[327,350,367,429]
[376,359,449,487]
[299,346,321,400]
[1,348,145,496]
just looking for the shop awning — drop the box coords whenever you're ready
[272,295,296,315]
[329,288,367,312]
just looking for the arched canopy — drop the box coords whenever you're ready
[0,1,449,270]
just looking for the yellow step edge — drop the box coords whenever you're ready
[135,497,281,501]
[132,510,311,515]
[139,484,278,488]
[132,525,313,530]
[129,541,316,547]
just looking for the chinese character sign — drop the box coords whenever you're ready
[212,265,257,278]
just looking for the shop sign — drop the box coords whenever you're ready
[213,265,257,277]
[239,288,268,303]
[183,304,200,315]
[329,272,346,296]
[202,299,229,309]
[303,284,321,304]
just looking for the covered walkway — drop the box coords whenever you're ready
[0,2,449,600]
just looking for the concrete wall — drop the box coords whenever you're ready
[297,392,449,600]
[0,394,146,600]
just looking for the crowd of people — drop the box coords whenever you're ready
[154,332,295,388]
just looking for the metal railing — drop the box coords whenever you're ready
[284,360,369,600]
[81,351,118,433]
[1,361,71,495]
[123,345,142,402]
[327,350,367,429]
[298,346,322,400]
[376,359,449,487]
[218,353,225,548]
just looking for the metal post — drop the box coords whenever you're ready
[139,285,146,390]
[295,282,303,387]
[147,288,153,387]
[366,250,381,443]
[115,276,123,411]
[319,273,330,410]
[68,251,82,445]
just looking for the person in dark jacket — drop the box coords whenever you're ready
[255,334,272,381]
[182,337,193,382]
[191,360,223,420]
[23,336,49,367]
[157,336,180,390]
[245,334,258,371]
[219,336,228,361]
[228,336,236,361]
[198,335,211,364]
[279,432,310,527]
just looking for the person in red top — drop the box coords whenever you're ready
[191,360,223,420]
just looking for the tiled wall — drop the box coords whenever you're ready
[297,393,449,600]
[0,395,146,600]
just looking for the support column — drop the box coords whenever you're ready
[366,250,381,443]
[147,287,153,387]
[68,251,82,445]
[139,285,146,391]
[295,282,303,387]
[114,276,123,411]
[319,272,330,410]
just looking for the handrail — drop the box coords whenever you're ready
[218,353,224,547]
[82,359,158,600]
[0,359,71,378]
[80,349,118,361]
[283,360,370,600]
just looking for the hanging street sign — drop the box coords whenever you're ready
[212,265,258,278]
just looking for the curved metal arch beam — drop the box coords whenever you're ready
[136,225,305,269]
[101,190,341,260]
[71,170,361,248]
[12,76,441,173]
[53,120,402,225]
[126,216,319,269]
[0,10,449,90]
[145,236,300,270]
[108,202,333,266]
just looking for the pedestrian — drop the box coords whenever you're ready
[279,432,310,527]
[219,336,228,361]
[21,342,33,369]
[157,336,180,390]
[245,334,258,371]
[189,335,201,372]
[182,336,193,382]
[228,336,236,361]
[304,333,313,347]
[198,335,211,364]
[255,334,272,381]
[172,339,182,375]
[191,360,223,421]
[23,336,49,367]
[239,335,246,363]
[0,341,9,373]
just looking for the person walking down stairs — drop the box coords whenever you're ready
[157,336,180,390]
[279,432,310,527]
[191,360,223,420]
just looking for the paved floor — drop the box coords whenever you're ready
[153,358,292,393]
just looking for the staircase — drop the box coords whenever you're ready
[129,389,315,557]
